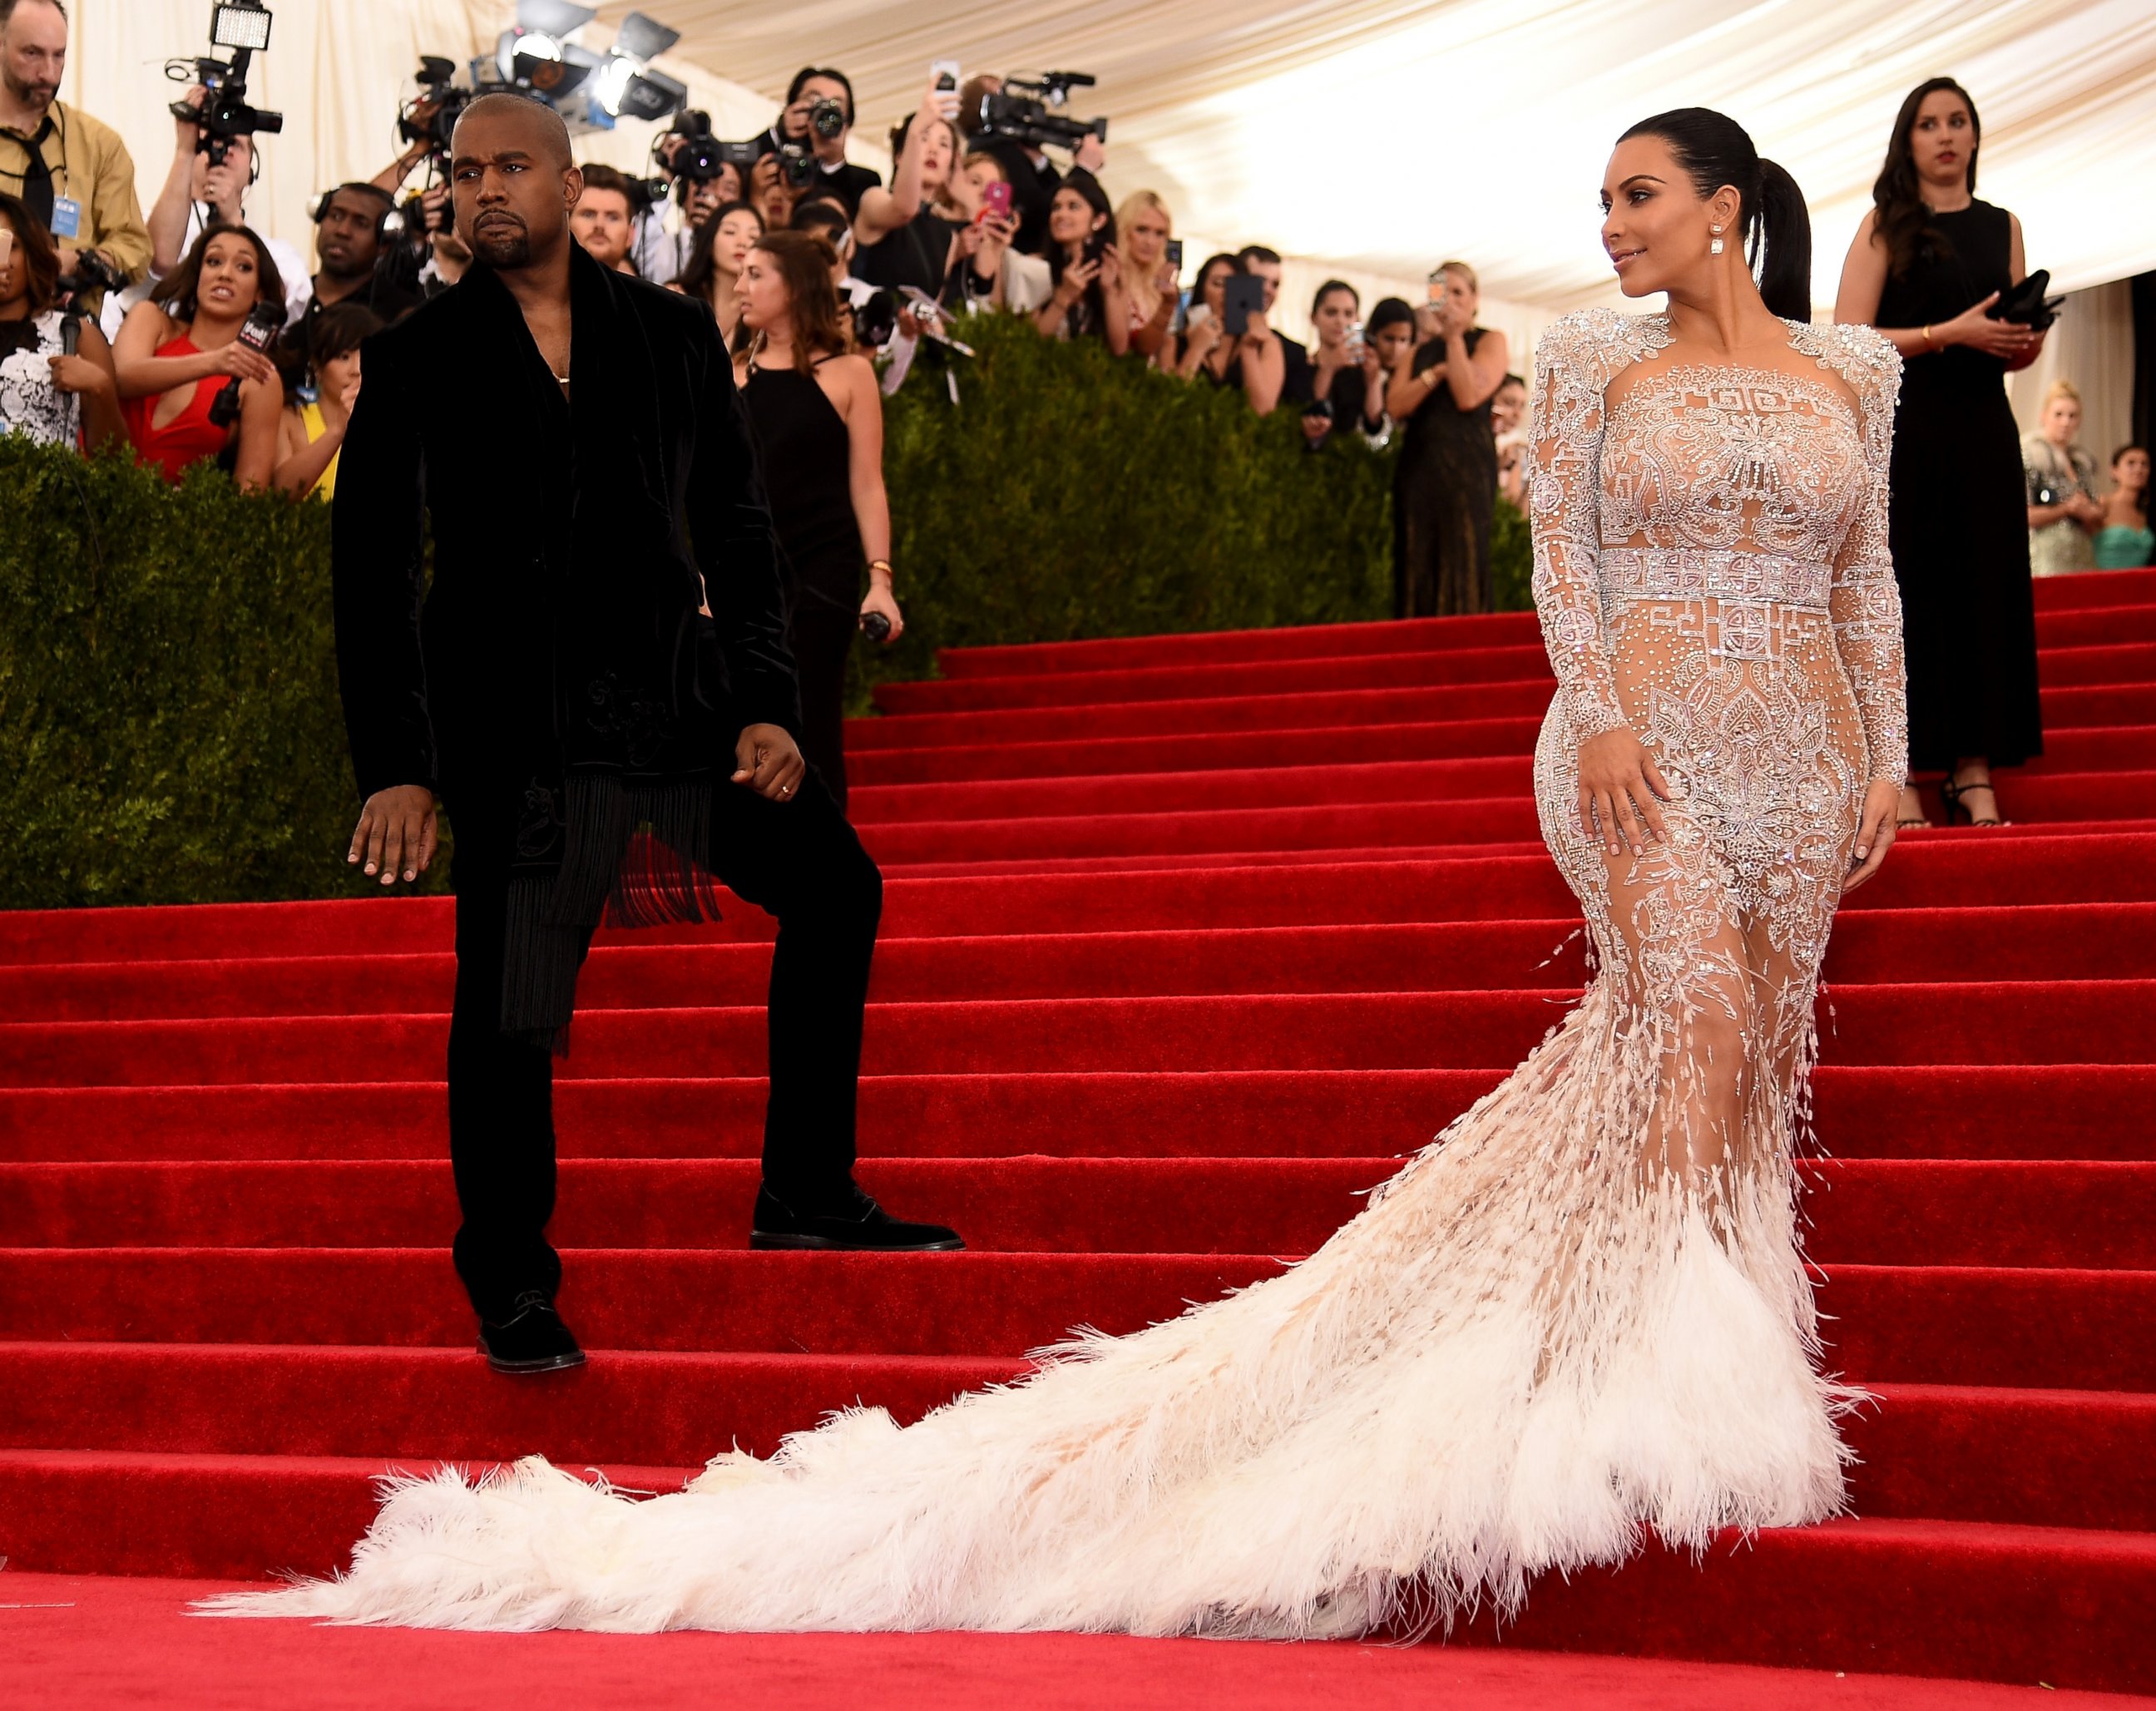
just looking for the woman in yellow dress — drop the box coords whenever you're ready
[272,303,379,499]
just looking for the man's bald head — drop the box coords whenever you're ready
[453,91,574,168]
[450,94,582,273]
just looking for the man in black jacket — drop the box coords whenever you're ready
[337,95,960,1377]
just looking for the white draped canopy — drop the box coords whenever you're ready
[59,1,2156,333]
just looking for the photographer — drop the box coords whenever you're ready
[571,163,640,275]
[0,0,149,304]
[143,86,308,326]
[271,300,375,499]
[113,221,282,487]
[0,189,123,451]
[306,184,423,326]
[1035,177,1127,353]
[851,76,963,302]
[754,68,881,217]
[957,72,1105,258]
[634,118,743,283]
[1176,252,1283,414]
[1236,245,1314,409]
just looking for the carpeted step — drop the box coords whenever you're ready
[6,1157,2149,1268]
[4,1247,2150,1388]
[2033,565,2156,608]
[1,1346,2147,1535]
[0,1456,2143,1694]
[6,981,2152,1088]
[7,1064,2147,1165]
[5,831,2151,969]
[15,903,2148,1022]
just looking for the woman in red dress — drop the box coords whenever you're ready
[114,223,284,487]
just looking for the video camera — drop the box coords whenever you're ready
[397,56,474,173]
[651,110,759,206]
[976,71,1106,153]
[165,2,284,168]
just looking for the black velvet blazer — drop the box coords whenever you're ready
[329,244,801,814]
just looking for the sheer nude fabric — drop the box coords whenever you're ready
[205,309,1909,1641]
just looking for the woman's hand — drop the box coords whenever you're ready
[1939,292,2040,361]
[46,353,114,398]
[1842,779,1901,893]
[1096,242,1122,293]
[210,340,279,387]
[860,581,903,644]
[1055,255,1100,307]
[1576,726,1672,857]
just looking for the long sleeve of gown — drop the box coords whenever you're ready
[1526,316,1627,739]
[1828,335,1909,787]
[330,329,438,802]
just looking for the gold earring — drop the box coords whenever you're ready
[1709,224,1725,256]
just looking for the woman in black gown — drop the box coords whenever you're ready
[1836,77,2045,828]
[1383,261,1510,615]
[734,230,902,812]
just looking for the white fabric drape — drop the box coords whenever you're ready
[59,2,2154,354]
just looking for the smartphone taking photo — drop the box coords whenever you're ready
[981,180,1012,222]
[1221,274,1265,339]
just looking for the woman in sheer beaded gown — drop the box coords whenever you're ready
[206,108,1908,1639]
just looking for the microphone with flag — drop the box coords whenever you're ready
[209,303,284,428]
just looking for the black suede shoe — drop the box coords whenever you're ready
[477,1290,587,1374]
[750,1184,966,1252]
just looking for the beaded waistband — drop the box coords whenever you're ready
[1601,547,1834,613]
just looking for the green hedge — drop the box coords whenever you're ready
[0,322,1530,911]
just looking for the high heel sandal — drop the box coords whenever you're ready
[1940,778,2004,827]
[1896,786,1932,831]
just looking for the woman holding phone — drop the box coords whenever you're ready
[732,230,902,811]
[1114,190,1179,362]
[1034,176,1129,352]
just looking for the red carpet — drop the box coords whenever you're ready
[2,565,2154,1696]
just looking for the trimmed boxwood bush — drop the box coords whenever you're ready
[0,319,1529,909]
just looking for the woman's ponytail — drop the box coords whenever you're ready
[1618,110,1817,320]
[1752,158,1813,321]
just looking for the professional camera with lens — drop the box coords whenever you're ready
[164,1,284,168]
[397,56,473,172]
[651,110,759,206]
[807,95,848,141]
[778,143,818,191]
[977,71,1106,153]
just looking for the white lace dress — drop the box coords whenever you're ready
[0,311,77,448]
[207,309,1909,1638]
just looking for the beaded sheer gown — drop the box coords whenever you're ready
[208,308,1907,1638]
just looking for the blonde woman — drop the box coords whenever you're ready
[2023,379,2102,576]
[1114,190,1178,361]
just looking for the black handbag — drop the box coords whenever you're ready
[1990,268,2065,330]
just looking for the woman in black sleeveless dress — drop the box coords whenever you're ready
[1835,77,2045,828]
[1383,263,1511,616]
[734,230,902,812]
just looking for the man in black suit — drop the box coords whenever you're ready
[336,94,960,1377]
[1237,245,1317,409]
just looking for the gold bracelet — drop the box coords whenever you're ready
[867,558,894,581]
[1921,324,1935,349]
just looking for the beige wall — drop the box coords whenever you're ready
[2005,279,2139,488]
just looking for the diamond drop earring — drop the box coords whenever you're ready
[1709,224,1725,256]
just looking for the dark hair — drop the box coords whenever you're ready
[0,0,67,26]
[735,228,846,368]
[789,199,850,249]
[1617,107,1812,321]
[307,301,380,372]
[2114,444,2150,493]
[1871,77,1980,280]
[889,106,958,164]
[1194,252,1242,294]
[675,200,762,300]
[151,222,286,324]
[1046,176,1117,336]
[0,190,60,315]
[317,181,394,222]
[1237,244,1282,269]
[1498,371,1526,391]
[1310,278,1358,319]
[576,162,638,205]
[785,67,855,123]
[1366,295,1415,336]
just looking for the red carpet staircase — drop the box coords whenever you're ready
[3,570,2154,1691]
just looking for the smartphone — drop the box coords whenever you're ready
[1082,228,1110,265]
[1164,238,1184,271]
[981,180,1012,221]
[1221,274,1265,338]
[930,58,962,91]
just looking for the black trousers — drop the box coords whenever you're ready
[443,766,882,1322]
[789,599,858,813]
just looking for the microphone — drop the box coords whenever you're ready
[61,315,81,357]
[208,302,284,428]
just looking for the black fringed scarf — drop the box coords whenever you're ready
[467,252,730,1051]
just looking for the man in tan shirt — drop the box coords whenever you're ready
[0,0,151,292]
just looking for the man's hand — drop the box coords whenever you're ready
[349,784,438,885]
[1073,133,1107,174]
[732,724,806,801]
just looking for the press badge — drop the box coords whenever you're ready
[50,196,82,240]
